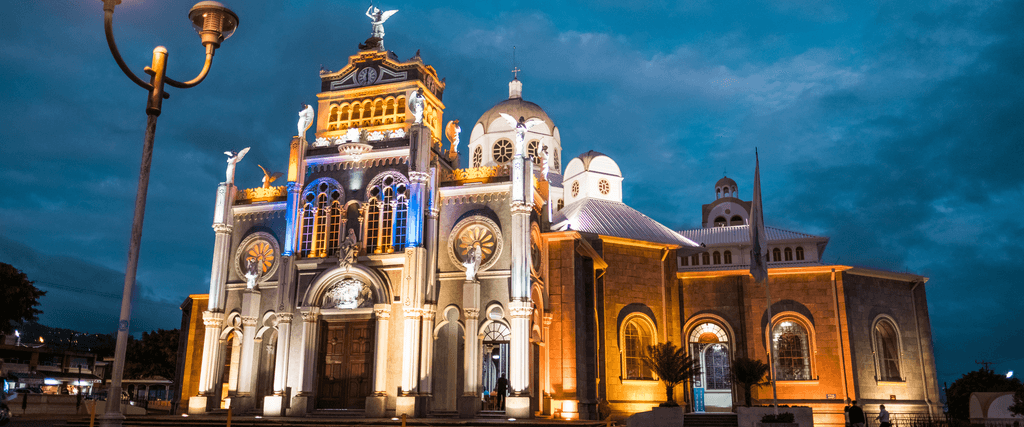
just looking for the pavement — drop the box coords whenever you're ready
[8,414,81,427]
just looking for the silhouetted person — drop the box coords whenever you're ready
[496,374,509,409]
[845,400,865,427]
[876,404,891,427]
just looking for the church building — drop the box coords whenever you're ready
[177,11,941,425]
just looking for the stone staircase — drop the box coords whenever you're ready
[57,414,613,426]
[684,413,740,427]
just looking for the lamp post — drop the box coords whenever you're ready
[98,2,238,426]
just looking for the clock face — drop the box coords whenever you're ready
[357,67,378,85]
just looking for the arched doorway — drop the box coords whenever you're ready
[480,322,510,411]
[689,322,733,412]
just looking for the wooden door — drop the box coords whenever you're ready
[317,319,374,409]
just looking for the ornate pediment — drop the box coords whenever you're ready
[323,278,375,309]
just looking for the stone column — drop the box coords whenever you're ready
[458,281,481,419]
[507,301,533,418]
[234,289,261,411]
[542,314,553,415]
[263,312,292,416]
[418,304,436,394]
[397,306,422,416]
[289,308,320,416]
[366,304,391,418]
[189,311,225,414]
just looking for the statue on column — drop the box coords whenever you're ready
[297,104,314,139]
[462,242,482,281]
[540,145,550,180]
[445,119,461,153]
[223,147,250,185]
[409,89,426,124]
[366,6,398,41]
[498,113,543,157]
[244,258,260,289]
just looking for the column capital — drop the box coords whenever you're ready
[543,314,553,326]
[202,311,225,327]
[421,304,437,321]
[276,312,294,323]
[287,181,302,192]
[241,316,258,327]
[374,304,392,319]
[464,308,479,320]
[509,300,533,318]
[212,223,233,234]
[409,171,430,183]
[404,307,423,319]
[301,308,320,323]
[510,202,532,214]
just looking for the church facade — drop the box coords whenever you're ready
[177,17,941,425]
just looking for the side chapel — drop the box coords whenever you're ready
[177,10,941,425]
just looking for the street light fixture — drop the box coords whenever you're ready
[97,1,238,426]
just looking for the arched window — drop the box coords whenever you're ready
[772,320,812,380]
[396,96,406,115]
[730,215,744,226]
[301,180,343,257]
[784,247,793,261]
[622,316,656,380]
[493,139,514,163]
[714,216,727,227]
[795,247,804,261]
[702,252,710,265]
[527,140,539,158]
[723,250,732,264]
[716,188,721,199]
[874,318,902,381]
[473,146,483,168]
[713,251,721,265]
[351,103,362,121]
[692,254,700,266]
[688,323,731,391]
[681,256,689,266]
[385,98,395,116]
[340,105,350,122]
[553,150,560,171]
[365,174,409,254]
[373,99,384,117]
[556,198,564,210]
[327,106,339,131]
[772,248,782,262]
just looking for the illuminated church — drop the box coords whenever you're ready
[178,13,941,425]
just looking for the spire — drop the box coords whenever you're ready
[509,46,522,99]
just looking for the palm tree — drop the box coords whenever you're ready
[643,342,700,407]
[732,357,771,407]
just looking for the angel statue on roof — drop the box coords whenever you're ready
[499,113,544,157]
[367,6,398,40]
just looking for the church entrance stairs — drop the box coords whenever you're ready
[683,412,739,427]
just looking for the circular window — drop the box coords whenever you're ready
[599,179,610,195]
[571,181,580,197]
[473,146,483,167]
[492,139,513,163]
[448,216,504,273]
[234,232,281,282]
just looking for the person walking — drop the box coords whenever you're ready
[495,374,509,409]
[845,400,866,427]
[876,404,891,427]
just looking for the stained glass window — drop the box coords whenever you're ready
[773,321,811,380]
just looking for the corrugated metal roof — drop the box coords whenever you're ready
[678,225,826,246]
[552,198,701,248]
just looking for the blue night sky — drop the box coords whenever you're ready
[1,1,1022,388]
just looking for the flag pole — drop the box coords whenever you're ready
[749,148,779,415]
[764,273,779,415]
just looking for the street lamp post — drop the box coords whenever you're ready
[98,2,238,426]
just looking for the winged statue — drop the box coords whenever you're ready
[257,164,284,189]
[366,6,398,40]
[445,119,461,153]
[297,104,314,139]
[409,89,426,124]
[499,113,544,157]
[224,147,250,185]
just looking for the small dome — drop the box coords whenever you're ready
[716,176,737,189]
[565,151,621,180]
[476,98,556,133]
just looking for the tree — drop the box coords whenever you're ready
[0,263,46,335]
[1010,388,1024,417]
[946,368,1024,420]
[124,329,180,379]
[732,357,771,407]
[643,342,700,407]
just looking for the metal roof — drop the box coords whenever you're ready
[552,198,701,248]
[678,225,827,246]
